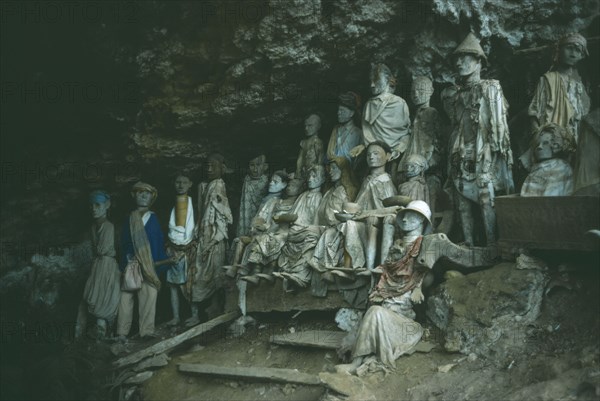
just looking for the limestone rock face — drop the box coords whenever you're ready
[427,263,546,361]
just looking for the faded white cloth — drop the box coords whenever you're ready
[237,174,269,237]
[168,196,195,245]
[521,158,574,196]
[363,92,411,154]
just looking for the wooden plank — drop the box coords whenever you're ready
[113,311,240,369]
[178,363,321,386]
[270,330,345,349]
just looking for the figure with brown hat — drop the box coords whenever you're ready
[187,155,233,326]
[446,32,514,246]
[117,182,174,341]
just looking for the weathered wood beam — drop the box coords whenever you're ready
[113,311,240,369]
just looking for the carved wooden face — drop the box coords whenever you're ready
[328,162,342,182]
[268,174,287,193]
[366,144,389,168]
[304,115,321,137]
[398,210,425,233]
[307,167,325,189]
[206,159,223,180]
[248,156,267,179]
[535,132,562,161]
[404,161,425,178]
[411,82,433,106]
[135,190,153,208]
[174,175,193,195]
[455,54,481,77]
[559,43,584,66]
[337,105,354,124]
[91,201,110,219]
[370,71,389,96]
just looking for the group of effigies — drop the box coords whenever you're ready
[76,33,598,373]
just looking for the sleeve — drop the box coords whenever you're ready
[527,76,547,123]
[419,234,498,269]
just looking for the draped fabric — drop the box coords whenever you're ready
[362,92,411,153]
[130,211,162,290]
[82,221,121,320]
[193,179,233,302]
[398,177,430,204]
[327,124,362,162]
[528,71,590,143]
[448,80,514,199]
[237,174,269,237]
[521,158,574,196]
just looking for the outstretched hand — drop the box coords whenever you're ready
[411,287,424,304]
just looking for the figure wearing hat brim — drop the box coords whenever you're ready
[117,182,174,341]
[335,200,499,375]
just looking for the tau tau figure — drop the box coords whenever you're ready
[342,141,397,270]
[447,33,514,245]
[165,173,197,327]
[521,123,575,197]
[336,201,497,375]
[398,154,430,205]
[357,63,411,165]
[75,190,121,339]
[188,155,233,326]
[402,76,443,212]
[237,154,269,238]
[296,114,325,178]
[327,91,363,164]
[528,33,590,144]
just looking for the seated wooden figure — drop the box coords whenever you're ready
[521,123,575,197]
[239,174,304,284]
[336,201,497,375]
[275,165,327,289]
[296,114,325,179]
[342,141,397,271]
[226,170,289,278]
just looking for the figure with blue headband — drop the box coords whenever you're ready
[75,190,121,340]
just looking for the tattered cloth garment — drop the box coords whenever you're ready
[130,210,162,291]
[369,236,425,304]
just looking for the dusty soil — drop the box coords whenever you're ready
[138,264,600,401]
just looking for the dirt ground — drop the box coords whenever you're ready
[138,264,600,401]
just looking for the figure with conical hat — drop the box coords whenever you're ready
[355,63,411,181]
[446,33,514,246]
